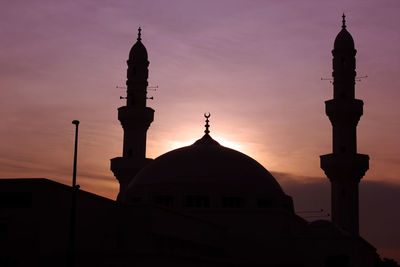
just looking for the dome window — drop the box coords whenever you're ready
[153,195,174,208]
[185,195,209,208]
[222,197,244,208]
[130,197,142,204]
[257,199,271,208]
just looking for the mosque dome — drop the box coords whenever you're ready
[126,129,294,211]
[333,15,355,51]
[128,27,148,61]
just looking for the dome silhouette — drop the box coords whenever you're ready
[129,40,148,61]
[334,28,355,51]
[334,15,355,51]
[128,27,148,61]
[126,133,293,211]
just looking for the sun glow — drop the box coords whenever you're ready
[162,134,243,153]
[167,139,195,150]
[212,135,242,151]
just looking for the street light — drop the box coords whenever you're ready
[68,120,80,267]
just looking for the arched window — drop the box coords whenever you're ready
[153,195,174,208]
[185,195,209,208]
[222,197,244,208]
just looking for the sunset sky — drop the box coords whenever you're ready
[1,0,399,261]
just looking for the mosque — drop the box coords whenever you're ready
[0,16,379,267]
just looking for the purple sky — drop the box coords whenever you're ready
[1,0,399,262]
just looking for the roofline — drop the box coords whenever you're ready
[0,177,115,203]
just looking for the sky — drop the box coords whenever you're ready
[1,0,399,262]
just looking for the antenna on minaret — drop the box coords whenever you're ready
[321,77,334,84]
[204,113,211,135]
[355,75,368,82]
[116,84,158,100]
[147,85,158,91]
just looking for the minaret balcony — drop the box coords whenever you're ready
[320,153,369,181]
[111,157,153,178]
[118,106,154,130]
[325,99,363,125]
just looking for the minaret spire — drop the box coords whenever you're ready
[111,27,154,202]
[342,13,346,29]
[320,16,369,236]
[137,27,142,41]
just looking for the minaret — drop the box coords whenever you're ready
[320,15,369,235]
[111,28,154,202]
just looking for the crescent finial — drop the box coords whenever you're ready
[204,113,211,134]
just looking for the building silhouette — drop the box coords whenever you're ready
[0,16,381,267]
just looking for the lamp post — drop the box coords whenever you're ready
[68,120,80,267]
